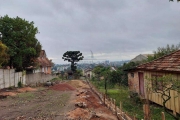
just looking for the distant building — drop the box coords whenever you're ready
[83,69,95,79]
[105,60,109,65]
[57,65,70,72]
[130,54,153,62]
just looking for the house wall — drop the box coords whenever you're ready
[47,66,51,74]
[34,69,41,73]
[128,70,180,114]
[128,71,139,93]
[34,66,51,74]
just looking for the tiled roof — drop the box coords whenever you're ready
[136,50,180,72]
[37,50,52,67]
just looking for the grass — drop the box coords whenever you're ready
[18,92,34,100]
[90,80,175,119]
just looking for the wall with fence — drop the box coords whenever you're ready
[0,69,25,89]
[26,72,56,85]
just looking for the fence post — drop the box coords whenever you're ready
[104,94,106,105]
[114,99,117,114]
[122,112,125,118]
[110,98,112,110]
[120,101,122,114]
[143,102,151,120]
[161,112,165,120]
[133,115,136,120]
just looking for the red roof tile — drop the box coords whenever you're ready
[136,50,180,72]
[37,50,52,67]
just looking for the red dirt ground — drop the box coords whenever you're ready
[66,80,117,120]
[0,80,117,120]
[49,83,76,91]
[0,87,37,97]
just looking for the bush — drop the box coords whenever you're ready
[18,81,22,88]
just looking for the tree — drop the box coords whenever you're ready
[117,62,140,86]
[62,51,84,72]
[147,43,180,62]
[74,69,83,79]
[93,65,110,79]
[0,41,9,67]
[0,15,42,71]
[146,75,180,120]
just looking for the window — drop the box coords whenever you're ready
[151,74,163,90]
[131,73,134,78]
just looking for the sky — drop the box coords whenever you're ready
[0,0,180,64]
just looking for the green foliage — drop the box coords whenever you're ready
[93,64,136,87]
[93,83,175,119]
[74,69,83,79]
[147,43,180,62]
[18,81,22,88]
[18,92,34,100]
[90,78,105,90]
[0,15,42,71]
[62,51,83,72]
[116,62,140,86]
[0,41,9,67]
[93,65,110,77]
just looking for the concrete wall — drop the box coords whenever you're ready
[0,69,25,89]
[0,69,56,89]
[26,72,56,85]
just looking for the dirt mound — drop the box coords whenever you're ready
[17,87,37,93]
[50,83,75,91]
[66,108,90,119]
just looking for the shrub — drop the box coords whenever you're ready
[18,81,22,88]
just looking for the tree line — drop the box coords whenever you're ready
[0,15,42,71]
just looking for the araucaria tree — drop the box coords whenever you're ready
[0,15,42,71]
[62,51,84,72]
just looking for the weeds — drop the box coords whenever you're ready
[90,80,175,119]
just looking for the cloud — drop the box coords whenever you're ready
[0,0,180,64]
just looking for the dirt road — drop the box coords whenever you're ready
[0,80,117,120]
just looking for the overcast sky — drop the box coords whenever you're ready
[0,0,180,64]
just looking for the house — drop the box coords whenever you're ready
[26,50,52,74]
[83,69,95,79]
[130,54,153,62]
[128,50,180,114]
[36,50,52,74]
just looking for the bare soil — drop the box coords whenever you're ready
[0,80,117,120]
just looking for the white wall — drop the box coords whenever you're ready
[0,69,26,89]
[26,72,56,85]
